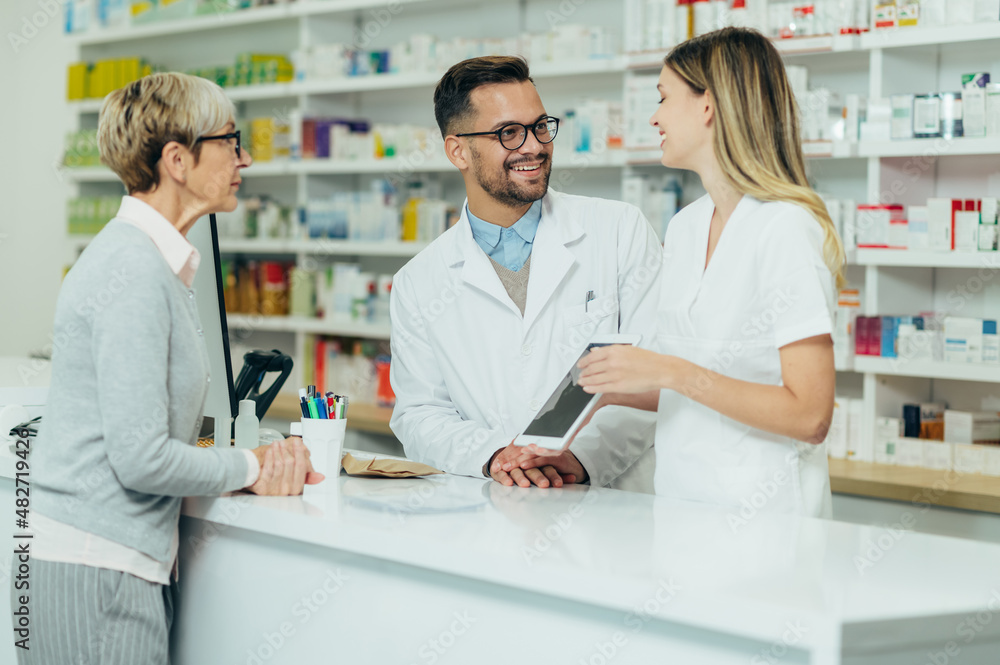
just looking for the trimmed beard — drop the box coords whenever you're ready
[469,143,551,208]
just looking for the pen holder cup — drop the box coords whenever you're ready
[300,418,347,478]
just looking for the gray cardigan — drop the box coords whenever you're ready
[32,220,249,563]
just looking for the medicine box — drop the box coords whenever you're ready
[895,437,925,467]
[874,417,899,465]
[944,410,1000,444]
[923,440,954,470]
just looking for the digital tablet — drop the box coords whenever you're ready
[515,334,641,451]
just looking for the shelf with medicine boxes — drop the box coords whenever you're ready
[227,314,392,339]
[218,238,429,257]
[852,357,1000,384]
[62,0,1000,510]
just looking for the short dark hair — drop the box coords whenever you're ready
[433,56,533,138]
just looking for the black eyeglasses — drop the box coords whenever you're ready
[455,116,559,151]
[197,130,241,158]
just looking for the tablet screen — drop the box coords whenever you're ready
[521,343,616,438]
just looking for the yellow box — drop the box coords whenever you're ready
[67,63,87,100]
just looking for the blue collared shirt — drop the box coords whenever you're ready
[466,200,542,273]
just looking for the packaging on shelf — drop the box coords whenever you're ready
[874,417,899,465]
[907,205,929,249]
[622,173,683,242]
[985,445,1000,476]
[855,204,904,249]
[896,317,934,362]
[872,2,896,29]
[890,95,914,140]
[963,75,989,138]
[860,98,892,141]
[895,437,925,467]
[902,402,946,441]
[953,443,987,474]
[912,94,941,138]
[923,440,954,470]
[981,225,1000,251]
[896,1,919,26]
[943,316,985,363]
[945,410,1000,444]
[225,260,294,316]
[954,205,981,252]
[846,398,870,461]
[939,92,964,140]
[311,337,385,406]
[927,198,961,251]
[833,288,860,364]
[825,397,849,458]
[985,83,1000,137]
[625,73,662,149]
[67,197,121,235]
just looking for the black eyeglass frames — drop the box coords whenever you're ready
[197,130,241,158]
[455,116,559,151]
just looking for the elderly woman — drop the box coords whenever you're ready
[21,72,321,665]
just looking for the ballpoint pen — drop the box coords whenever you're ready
[585,290,595,312]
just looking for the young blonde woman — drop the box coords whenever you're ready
[518,27,844,517]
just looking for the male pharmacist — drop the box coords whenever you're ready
[390,55,660,490]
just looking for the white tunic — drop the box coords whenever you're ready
[654,194,835,518]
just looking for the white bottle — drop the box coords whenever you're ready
[234,400,259,450]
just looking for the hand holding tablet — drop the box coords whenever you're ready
[514,334,641,451]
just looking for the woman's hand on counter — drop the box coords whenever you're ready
[578,346,681,394]
[248,437,325,496]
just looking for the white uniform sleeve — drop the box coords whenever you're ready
[758,208,835,349]
[570,206,662,490]
[389,270,513,478]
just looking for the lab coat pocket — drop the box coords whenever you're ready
[562,294,619,332]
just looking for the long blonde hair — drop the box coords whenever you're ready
[665,27,846,288]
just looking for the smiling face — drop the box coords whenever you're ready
[462,81,553,209]
[649,65,713,172]
[187,121,252,214]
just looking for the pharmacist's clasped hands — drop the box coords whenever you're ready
[248,437,325,496]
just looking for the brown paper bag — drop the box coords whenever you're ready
[341,453,443,478]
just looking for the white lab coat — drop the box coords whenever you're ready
[654,194,835,518]
[390,188,662,486]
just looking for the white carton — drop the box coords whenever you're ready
[896,437,925,467]
[983,446,1000,476]
[874,417,899,465]
[923,441,954,470]
[944,410,1000,444]
[953,443,986,474]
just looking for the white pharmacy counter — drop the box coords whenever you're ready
[159,460,1000,665]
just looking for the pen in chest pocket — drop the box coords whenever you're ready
[585,290,595,312]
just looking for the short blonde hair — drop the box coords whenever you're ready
[98,72,236,194]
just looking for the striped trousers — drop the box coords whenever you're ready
[11,559,174,665]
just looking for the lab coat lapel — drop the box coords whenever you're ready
[453,206,522,316]
[523,192,583,332]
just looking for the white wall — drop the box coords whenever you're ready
[0,1,75,358]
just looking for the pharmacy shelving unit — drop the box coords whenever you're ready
[624,22,1000,513]
[64,0,633,435]
[65,3,1000,510]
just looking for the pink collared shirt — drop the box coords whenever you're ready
[32,196,259,584]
